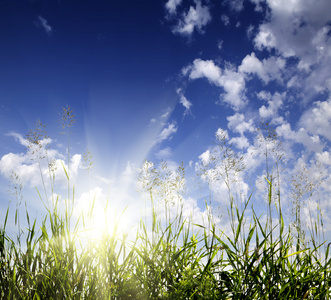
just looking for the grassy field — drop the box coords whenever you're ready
[1,109,331,299]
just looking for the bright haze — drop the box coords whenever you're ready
[1,0,331,239]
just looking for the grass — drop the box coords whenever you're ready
[1,111,331,299]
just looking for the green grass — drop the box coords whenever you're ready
[1,111,331,299]
[1,177,331,299]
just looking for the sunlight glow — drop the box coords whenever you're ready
[74,186,137,242]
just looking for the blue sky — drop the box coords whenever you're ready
[1,0,331,240]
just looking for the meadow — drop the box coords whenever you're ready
[1,107,331,299]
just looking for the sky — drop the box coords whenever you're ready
[1,0,331,242]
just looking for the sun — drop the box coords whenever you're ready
[74,186,138,242]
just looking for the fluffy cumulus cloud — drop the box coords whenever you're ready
[184,59,222,84]
[174,0,331,118]
[300,98,331,141]
[172,0,212,36]
[219,68,247,110]
[227,113,254,135]
[252,0,331,98]
[229,136,250,149]
[239,53,285,84]
[0,153,40,186]
[183,59,247,110]
[316,151,331,166]
[0,133,81,188]
[165,0,183,15]
[198,149,211,166]
[257,91,285,123]
[276,122,325,153]
[226,113,254,149]
[182,52,287,112]
[215,128,229,141]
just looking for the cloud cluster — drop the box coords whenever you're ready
[257,91,286,123]
[165,0,212,37]
[253,0,331,98]
[174,0,331,128]
[239,53,285,84]
[227,113,254,135]
[181,49,289,111]
[300,97,331,141]
[166,0,331,208]
[182,58,247,110]
[165,0,183,15]
[0,133,81,188]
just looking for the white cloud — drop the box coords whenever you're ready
[184,59,247,110]
[215,128,229,141]
[276,122,325,153]
[239,52,266,81]
[221,14,230,26]
[219,68,247,110]
[257,91,285,121]
[165,0,183,15]
[300,98,331,141]
[37,16,53,35]
[173,0,212,36]
[179,94,192,115]
[230,136,250,149]
[226,114,253,149]
[0,153,81,189]
[0,153,30,179]
[242,145,263,171]
[239,53,285,84]
[316,151,331,166]
[180,196,208,225]
[177,88,192,116]
[254,24,277,52]
[185,59,222,84]
[227,113,254,135]
[256,90,270,101]
[198,149,210,166]
[156,122,178,144]
[0,132,81,188]
[161,107,172,121]
[253,0,331,98]
[6,132,29,148]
